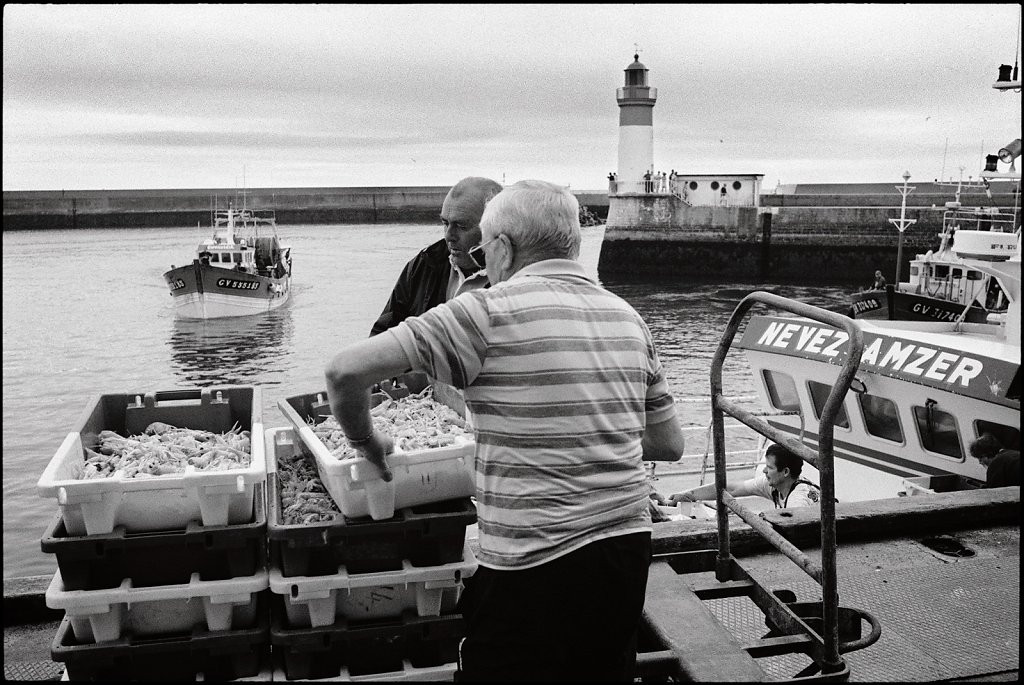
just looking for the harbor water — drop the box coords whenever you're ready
[2,223,855,579]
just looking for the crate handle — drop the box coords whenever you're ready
[143,388,224,407]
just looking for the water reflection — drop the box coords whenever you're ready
[167,309,295,386]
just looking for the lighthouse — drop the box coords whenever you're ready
[616,54,657,189]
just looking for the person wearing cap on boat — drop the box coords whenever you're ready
[665,442,823,509]
[969,433,1021,488]
[871,270,887,290]
[324,179,686,682]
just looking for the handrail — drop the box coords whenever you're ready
[709,291,864,673]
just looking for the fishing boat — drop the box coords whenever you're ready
[163,203,292,319]
[850,156,1021,324]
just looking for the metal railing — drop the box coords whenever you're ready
[709,291,865,673]
[610,180,691,205]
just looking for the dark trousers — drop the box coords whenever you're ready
[456,532,652,683]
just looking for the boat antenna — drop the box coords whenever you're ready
[940,137,948,181]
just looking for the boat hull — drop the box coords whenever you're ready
[851,286,991,323]
[163,261,290,319]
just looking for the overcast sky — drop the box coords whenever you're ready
[3,3,1021,191]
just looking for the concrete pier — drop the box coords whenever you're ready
[598,184,1020,282]
[2,187,610,230]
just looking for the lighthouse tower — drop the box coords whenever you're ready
[616,54,657,188]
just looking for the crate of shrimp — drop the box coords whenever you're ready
[37,386,266,536]
[267,428,475,576]
[279,388,475,521]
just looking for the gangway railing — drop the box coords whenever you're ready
[637,292,881,681]
[710,292,863,673]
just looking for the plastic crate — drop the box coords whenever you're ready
[37,387,266,536]
[51,593,270,681]
[279,392,475,521]
[40,483,267,591]
[900,474,984,496]
[45,564,269,643]
[271,657,457,682]
[269,542,477,628]
[270,597,464,680]
[267,427,476,576]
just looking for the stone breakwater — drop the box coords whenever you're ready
[2,186,611,230]
[598,187,1020,283]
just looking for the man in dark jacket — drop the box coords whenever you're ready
[370,176,503,336]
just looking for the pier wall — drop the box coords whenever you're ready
[2,187,612,230]
[599,190,1020,283]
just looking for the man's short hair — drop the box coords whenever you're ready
[766,443,804,478]
[480,180,581,260]
[970,433,1003,461]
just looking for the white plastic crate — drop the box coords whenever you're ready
[37,430,266,536]
[280,392,476,521]
[45,567,269,643]
[272,660,457,682]
[295,424,474,521]
[269,542,477,628]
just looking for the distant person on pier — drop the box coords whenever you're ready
[324,179,686,682]
[969,434,1021,488]
[644,170,653,193]
[666,443,823,509]
[872,270,887,290]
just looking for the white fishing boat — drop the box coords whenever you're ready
[163,203,292,319]
[745,69,1020,501]
[850,167,1021,324]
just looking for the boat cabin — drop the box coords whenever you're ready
[905,259,1010,312]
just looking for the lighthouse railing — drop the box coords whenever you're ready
[610,180,678,196]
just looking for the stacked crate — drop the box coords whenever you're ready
[36,387,271,681]
[269,390,479,681]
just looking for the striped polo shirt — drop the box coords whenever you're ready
[389,259,678,570]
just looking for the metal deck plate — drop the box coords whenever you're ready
[701,555,1019,681]
[3,621,62,682]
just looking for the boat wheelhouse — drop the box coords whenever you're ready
[164,204,292,319]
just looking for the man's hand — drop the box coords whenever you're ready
[354,433,395,482]
[668,490,697,504]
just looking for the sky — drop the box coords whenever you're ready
[3,3,1022,192]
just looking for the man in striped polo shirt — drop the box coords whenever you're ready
[325,180,686,681]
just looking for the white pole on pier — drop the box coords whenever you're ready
[889,171,917,285]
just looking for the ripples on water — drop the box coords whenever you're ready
[2,223,854,578]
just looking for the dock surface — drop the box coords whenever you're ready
[6,490,1019,681]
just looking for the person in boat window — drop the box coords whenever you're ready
[665,443,823,509]
[969,433,1021,488]
[872,270,887,290]
[324,180,686,682]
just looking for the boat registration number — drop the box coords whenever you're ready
[216,278,261,290]
[169,279,186,291]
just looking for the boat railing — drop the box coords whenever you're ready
[708,292,866,674]
[943,206,1019,233]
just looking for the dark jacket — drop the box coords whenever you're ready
[986,449,1020,488]
[370,239,453,336]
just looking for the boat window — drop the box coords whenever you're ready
[913,402,963,459]
[763,370,800,412]
[974,421,1021,451]
[807,381,850,429]
[910,266,919,276]
[233,253,243,263]
[952,268,963,280]
[933,265,950,278]
[210,253,221,263]
[858,393,903,442]
[966,270,984,281]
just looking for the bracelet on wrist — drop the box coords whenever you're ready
[346,429,376,446]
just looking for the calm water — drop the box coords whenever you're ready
[1,223,853,578]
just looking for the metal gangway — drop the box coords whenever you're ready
[637,293,881,682]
